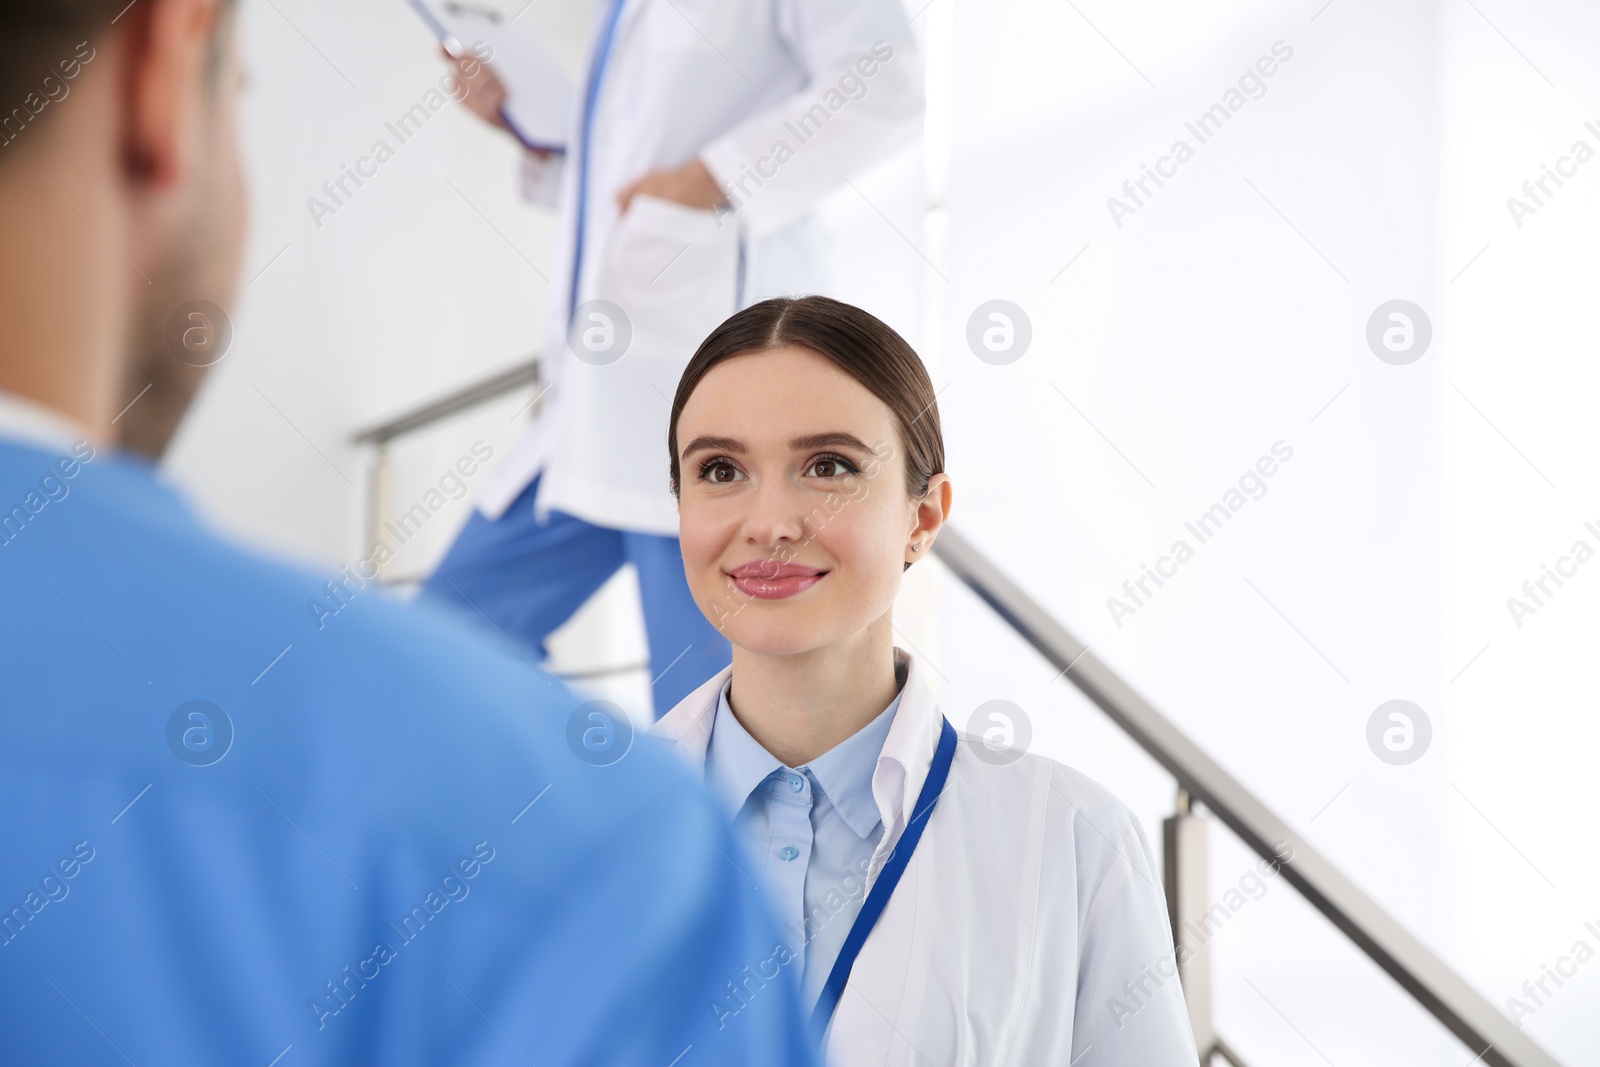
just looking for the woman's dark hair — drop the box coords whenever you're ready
[668,295,944,505]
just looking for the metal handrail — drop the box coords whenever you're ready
[350,357,540,446]
[347,357,542,584]
[931,526,1561,1067]
[346,355,1562,1066]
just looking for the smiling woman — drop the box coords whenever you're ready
[667,297,949,722]
[652,295,1201,1064]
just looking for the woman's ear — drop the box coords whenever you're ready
[906,473,952,562]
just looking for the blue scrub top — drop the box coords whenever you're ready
[0,436,817,1067]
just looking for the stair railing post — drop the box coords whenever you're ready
[1165,787,1216,1060]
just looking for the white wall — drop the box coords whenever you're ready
[938,0,1597,1063]
[1440,0,1600,1058]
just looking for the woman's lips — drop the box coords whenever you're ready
[727,570,826,600]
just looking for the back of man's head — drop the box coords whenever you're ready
[0,0,245,458]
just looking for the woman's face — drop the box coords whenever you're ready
[676,345,939,657]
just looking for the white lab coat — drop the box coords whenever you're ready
[473,0,926,533]
[651,646,1203,1066]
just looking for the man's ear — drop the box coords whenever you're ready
[123,0,224,187]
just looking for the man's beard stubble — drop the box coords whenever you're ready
[115,156,237,461]
[117,322,208,460]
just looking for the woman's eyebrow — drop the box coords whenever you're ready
[680,431,873,460]
[787,432,873,452]
[680,434,744,459]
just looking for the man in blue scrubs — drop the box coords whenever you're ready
[0,2,814,1064]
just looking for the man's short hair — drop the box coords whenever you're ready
[0,0,233,159]
[1,3,124,117]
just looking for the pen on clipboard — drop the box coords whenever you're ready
[411,0,568,156]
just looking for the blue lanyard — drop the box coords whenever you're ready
[569,0,628,318]
[810,716,958,1038]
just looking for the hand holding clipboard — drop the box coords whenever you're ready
[409,0,574,154]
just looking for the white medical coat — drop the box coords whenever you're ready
[652,646,1203,1066]
[473,0,926,534]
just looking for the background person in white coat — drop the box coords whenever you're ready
[651,296,1201,1064]
[423,0,925,716]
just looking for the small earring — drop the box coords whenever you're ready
[910,543,921,552]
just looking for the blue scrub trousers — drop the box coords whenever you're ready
[421,473,731,716]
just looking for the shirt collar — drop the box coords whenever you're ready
[704,680,784,819]
[0,389,97,455]
[807,685,901,838]
[704,674,902,840]
[867,647,944,847]
[654,646,946,859]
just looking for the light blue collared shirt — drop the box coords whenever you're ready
[705,671,903,1005]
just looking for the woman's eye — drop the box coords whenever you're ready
[699,460,742,484]
[807,455,858,479]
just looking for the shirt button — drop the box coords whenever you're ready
[787,774,804,792]
[778,845,799,861]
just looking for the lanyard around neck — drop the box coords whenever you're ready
[810,716,958,1039]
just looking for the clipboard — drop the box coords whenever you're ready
[408,0,575,154]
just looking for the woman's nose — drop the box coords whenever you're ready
[742,478,808,548]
